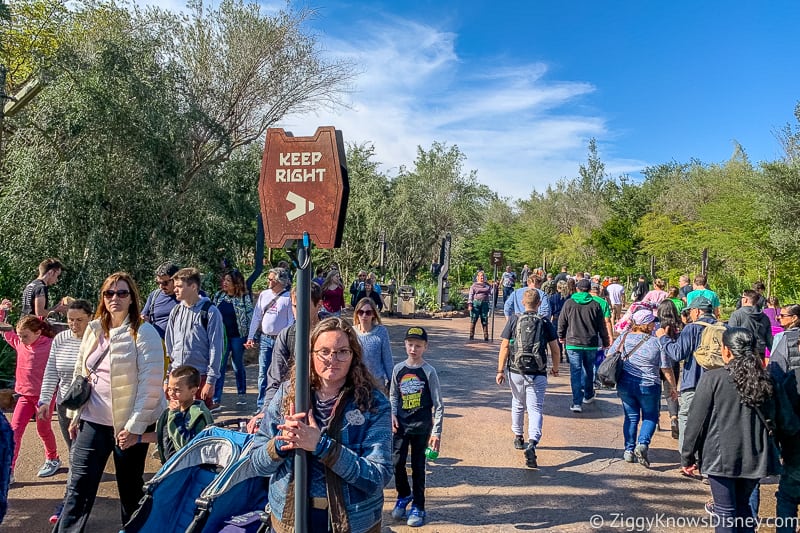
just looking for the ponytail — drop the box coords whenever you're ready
[17,315,56,339]
[724,327,773,407]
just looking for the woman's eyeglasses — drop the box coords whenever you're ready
[313,348,353,362]
[103,290,131,299]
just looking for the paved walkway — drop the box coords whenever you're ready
[3,313,782,532]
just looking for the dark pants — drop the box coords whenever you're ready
[56,402,73,451]
[393,431,429,511]
[55,420,151,532]
[776,473,800,533]
[708,475,759,533]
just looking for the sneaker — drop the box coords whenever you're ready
[513,435,525,450]
[391,495,413,520]
[37,458,62,478]
[583,396,595,405]
[49,503,63,525]
[671,418,679,440]
[236,395,247,406]
[210,403,223,413]
[704,500,716,517]
[623,450,637,463]
[524,440,538,468]
[407,506,426,527]
[634,444,650,468]
[570,404,582,413]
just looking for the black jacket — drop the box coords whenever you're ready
[728,306,773,357]
[557,292,609,348]
[682,367,783,478]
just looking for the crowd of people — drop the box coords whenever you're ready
[492,265,800,533]
[0,258,446,532]
[6,256,800,531]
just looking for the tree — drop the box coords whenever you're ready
[385,142,494,283]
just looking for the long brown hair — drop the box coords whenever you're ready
[16,315,56,339]
[282,317,377,415]
[96,272,143,338]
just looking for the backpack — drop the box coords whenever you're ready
[693,321,726,370]
[510,312,547,374]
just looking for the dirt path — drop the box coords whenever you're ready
[3,312,780,532]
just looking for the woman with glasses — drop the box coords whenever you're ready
[251,317,393,533]
[353,297,394,391]
[212,269,254,407]
[55,272,166,532]
[768,304,800,382]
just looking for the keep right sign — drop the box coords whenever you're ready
[258,127,349,249]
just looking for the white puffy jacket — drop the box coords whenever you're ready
[71,317,166,434]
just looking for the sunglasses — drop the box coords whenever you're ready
[103,290,131,299]
[780,313,795,318]
[357,309,374,316]
[157,280,172,287]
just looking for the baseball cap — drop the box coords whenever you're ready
[576,279,591,291]
[632,309,656,325]
[687,296,713,311]
[405,326,428,342]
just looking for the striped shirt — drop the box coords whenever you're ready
[39,330,83,404]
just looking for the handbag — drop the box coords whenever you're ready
[596,333,649,388]
[61,343,110,410]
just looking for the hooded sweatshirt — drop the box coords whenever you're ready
[728,305,774,357]
[164,297,225,385]
[557,292,609,349]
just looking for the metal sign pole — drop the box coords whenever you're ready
[491,263,498,341]
[294,232,312,533]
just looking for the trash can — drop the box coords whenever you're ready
[397,285,416,317]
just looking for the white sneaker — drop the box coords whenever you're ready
[583,396,595,404]
[37,458,62,478]
[570,404,583,413]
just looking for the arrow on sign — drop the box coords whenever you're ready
[286,191,315,222]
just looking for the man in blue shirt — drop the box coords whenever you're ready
[504,272,551,321]
[142,262,181,339]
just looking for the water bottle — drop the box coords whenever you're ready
[424,447,439,461]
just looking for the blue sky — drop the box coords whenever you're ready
[151,0,800,200]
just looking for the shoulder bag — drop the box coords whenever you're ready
[61,343,111,410]
[596,333,649,388]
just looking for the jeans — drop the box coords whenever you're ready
[776,472,800,533]
[213,336,246,403]
[55,419,151,532]
[393,430,429,511]
[502,286,513,303]
[508,372,547,442]
[56,402,74,451]
[616,375,661,451]
[566,349,597,406]
[256,337,276,409]
[708,475,759,533]
[678,388,696,454]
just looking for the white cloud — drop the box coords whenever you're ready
[280,16,646,200]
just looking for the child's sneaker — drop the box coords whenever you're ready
[391,495,413,520]
[37,458,62,477]
[407,506,426,527]
[49,503,63,524]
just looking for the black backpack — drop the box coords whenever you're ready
[510,312,547,374]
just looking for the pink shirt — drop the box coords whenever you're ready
[2,331,53,397]
[80,335,114,426]
[642,289,668,306]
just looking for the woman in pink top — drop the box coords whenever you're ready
[0,307,60,484]
[641,278,668,306]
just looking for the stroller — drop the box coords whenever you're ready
[122,423,270,533]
